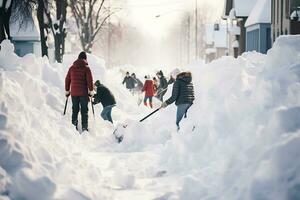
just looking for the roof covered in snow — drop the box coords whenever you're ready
[10,15,40,41]
[245,0,271,27]
[223,0,258,18]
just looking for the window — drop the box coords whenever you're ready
[214,24,220,31]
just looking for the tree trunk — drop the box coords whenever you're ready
[0,8,6,43]
[0,0,11,43]
[37,0,48,57]
[54,0,67,63]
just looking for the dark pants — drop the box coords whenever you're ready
[101,105,115,123]
[71,96,89,130]
[176,104,192,130]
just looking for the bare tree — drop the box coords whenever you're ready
[0,0,36,43]
[37,0,49,57]
[69,0,115,53]
[41,0,67,62]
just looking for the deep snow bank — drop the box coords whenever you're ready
[0,35,300,200]
[155,35,300,200]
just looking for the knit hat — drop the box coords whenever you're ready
[78,51,87,60]
[157,70,164,76]
[94,80,101,87]
[170,68,181,78]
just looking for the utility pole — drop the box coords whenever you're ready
[195,0,198,60]
[187,15,190,64]
[107,0,111,68]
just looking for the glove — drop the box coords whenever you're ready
[88,90,95,97]
[91,98,96,105]
[65,91,70,97]
[161,102,168,108]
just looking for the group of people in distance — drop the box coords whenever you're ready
[65,51,195,133]
[122,70,170,108]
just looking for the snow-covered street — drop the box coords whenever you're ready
[1,35,300,200]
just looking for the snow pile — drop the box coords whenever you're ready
[0,40,114,199]
[0,35,300,200]
[0,40,20,70]
[157,35,300,199]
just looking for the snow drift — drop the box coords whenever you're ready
[0,35,300,200]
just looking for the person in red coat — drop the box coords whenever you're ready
[65,52,94,132]
[142,75,154,108]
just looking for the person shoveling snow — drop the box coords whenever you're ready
[65,51,94,133]
[92,80,116,124]
[161,71,195,131]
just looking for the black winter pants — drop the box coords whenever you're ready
[71,96,89,130]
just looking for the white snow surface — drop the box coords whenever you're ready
[245,0,271,27]
[0,35,300,199]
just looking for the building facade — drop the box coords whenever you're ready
[222,0,258,57]
[204,24,227,63]
[245,0,272,54]
[271,0,300,42]
[10,16,41,57]
[246,24,272,53]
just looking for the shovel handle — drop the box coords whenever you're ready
[139,108,161,122]
[63,97,69,115]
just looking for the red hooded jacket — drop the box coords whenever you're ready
[65,59,93,96]
[142,80,154,97]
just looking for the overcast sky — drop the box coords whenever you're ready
[117,0,224,38]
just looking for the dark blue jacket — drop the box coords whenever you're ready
[166,72,195,105]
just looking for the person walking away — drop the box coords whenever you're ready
[92,80,116,124]
[131,73,144,105]
[122,72,136,95]
[65,51,94,132]
[153,77,158,96]
[161,72,195,130]
[142,75,154,108]
[156,70,168,101]
[131,73,143,92]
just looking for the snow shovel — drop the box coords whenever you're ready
[155,87,168,101]
[63,97,69,115]
[90,97,95,118]
[113,108,162,143]
[139,108,161,122]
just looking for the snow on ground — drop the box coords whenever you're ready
[0,35,300,200]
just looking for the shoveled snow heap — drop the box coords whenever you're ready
[0,35,300,200]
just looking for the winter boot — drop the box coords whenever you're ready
[144,102,147,107]
[72,121,78,131]
[149,102,153,108]
[82,127,89,132]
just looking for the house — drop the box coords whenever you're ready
[271,0,300,42]
[204,24,228,63]
[222,0,258,57]
[245,0,272,54]
[10,16,41,57]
